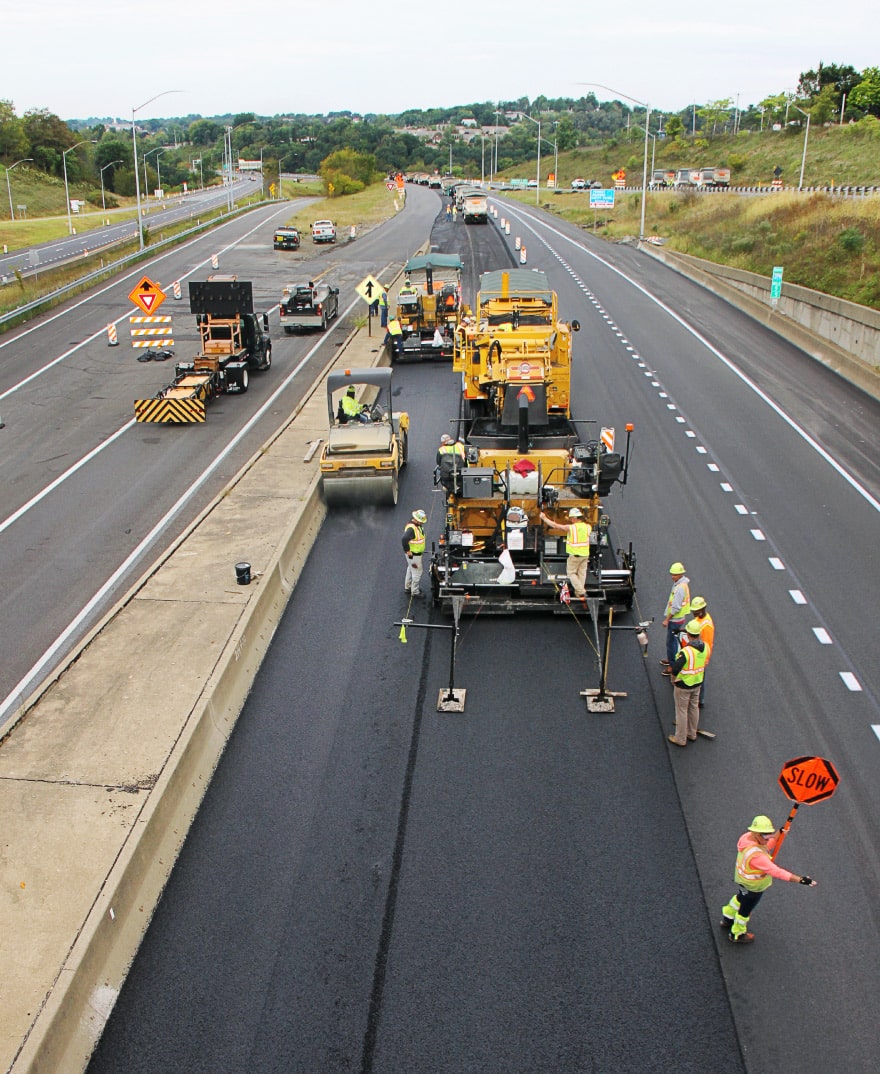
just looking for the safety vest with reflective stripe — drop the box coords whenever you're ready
[341,393,360,417]
[405,523,425,555]
[378,291,388,309]
[735,842,775,892]
[388,318,403,337]
[665,578,691,621]
[675,641,708,686]
[695,613,715,659]
[438,442,466,458]
[566,521,592,556]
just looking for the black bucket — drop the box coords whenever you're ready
[235,561,251,585]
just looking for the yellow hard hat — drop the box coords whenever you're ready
[669,562,686,574]
[748,815,776,834]
[691,596,707,610]
[685,619,702,636]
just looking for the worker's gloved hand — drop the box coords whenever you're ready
[799,876,817,886]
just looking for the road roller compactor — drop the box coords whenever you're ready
[430,268,636,615]
[319,368,409,506]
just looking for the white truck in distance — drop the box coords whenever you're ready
[311,220,337,244]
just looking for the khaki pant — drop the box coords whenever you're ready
[672,684,701,744]
[566,553,589,598]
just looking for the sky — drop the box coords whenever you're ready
[4,1,875,123]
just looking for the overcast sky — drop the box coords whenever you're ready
[5,1,874,122]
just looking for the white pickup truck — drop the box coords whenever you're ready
[311,220,337,244]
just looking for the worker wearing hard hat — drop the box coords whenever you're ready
[340,385,369,424]
[721,815,817,944]
[667,619,709,746]
[402,509,427,598]
[384,317,404,357]
[539,507,593,599]
[436,432,468,493]
[661,561,691,671]
[689,596,714,707]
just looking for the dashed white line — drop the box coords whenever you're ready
[721,483,733,492]
[735,504,748,514]
[872,726,880,743]
[685,430,696,437]
[751,529,766,541]
[707,463,720,472]
[769,557,785,570]
[696,446,707,454]
[790,590,808,604]
[813,628,833,644]
[841,672,863,691]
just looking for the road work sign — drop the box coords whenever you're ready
[778,755,840,804]
[128,276,167,316]
[355,275,385,305]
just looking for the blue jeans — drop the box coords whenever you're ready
[666,620,686,665]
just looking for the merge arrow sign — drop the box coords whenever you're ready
[355,274,385,306]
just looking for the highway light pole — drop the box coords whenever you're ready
[516,112,541,205]
[132,90,183,251]
[63,140,96,235]
[578,83,651,241]
[99,159,123,211]
[791,104,812,190]
[6,158,33,222]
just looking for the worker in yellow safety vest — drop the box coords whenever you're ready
[667,619,709,746]
[721,815,817,944]
[661,562,691,672]
[340,385,369,424]
[538,507,592,598]
[402,509,427,597]
[384,317,404,357]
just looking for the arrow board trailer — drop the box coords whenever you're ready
[134,277,271,423]
[393,253,463,362]
[320,368,409,506]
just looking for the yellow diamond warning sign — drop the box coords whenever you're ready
[128,276,167,316]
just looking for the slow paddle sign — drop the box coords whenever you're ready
[778,755,840,804]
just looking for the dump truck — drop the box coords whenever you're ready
[462,191,489,223]
[320,368,409,506]
[429,268,636,615]
[134,277,271,423]
[392,252,463,361]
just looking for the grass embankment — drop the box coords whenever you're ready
[277,178,403,239]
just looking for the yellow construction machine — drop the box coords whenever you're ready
[320,368,409,506]
[430,268,636,615]
[391,253,463,361]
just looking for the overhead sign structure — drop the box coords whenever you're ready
[590,189,615,209]
[778,755,840,804]
[355,274,385,305]
[128,276,167,316]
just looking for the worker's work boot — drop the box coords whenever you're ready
[728,931,755,944]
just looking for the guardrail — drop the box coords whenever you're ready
[0,200,271,331]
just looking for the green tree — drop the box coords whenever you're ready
[0,99,29,161]
[698,98,733,136]
[664,115,684,140]
[22,108,75,176]
[850,67,880,116]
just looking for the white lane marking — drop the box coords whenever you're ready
[841,672,863,691]
[769,557,785,570]
[872,726,880,743]
[721,483,733,492]
[502,205,880,516]
[685,430,696,437]
[696,446,707,454]
[0,293,363,726]
[735,504,748,514]
[790,590,808,604]
[813,628,833,644]
[707,463,720,472]
[751,529,766,541]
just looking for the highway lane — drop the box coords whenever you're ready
[0,185,443,720]
[0,179,256,279]
[53,196,880,1070]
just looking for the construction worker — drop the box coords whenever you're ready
[661,561,691,672]
[538,507,592,598]
[402,509,427,597]
[721,815,817,944]
[397,277,420,312]
[667,619,709,746]
[384,317,404,357]
[436,433,468,493]
[377,288,389,328]
[690,596,714,707]
[340,385,369,424]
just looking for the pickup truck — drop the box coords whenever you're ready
[311,220,337,244]
[279,281,340,332]
[273,226,300,250]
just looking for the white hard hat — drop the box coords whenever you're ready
[568,508,583,518]
[440,434,452,444]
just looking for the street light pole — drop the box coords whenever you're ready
[132,90,183,251]
[99,159,124,211]
[63,140,96,235]
[578,83,651,241]
[6,158,33,222]
[791,104,812,190]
